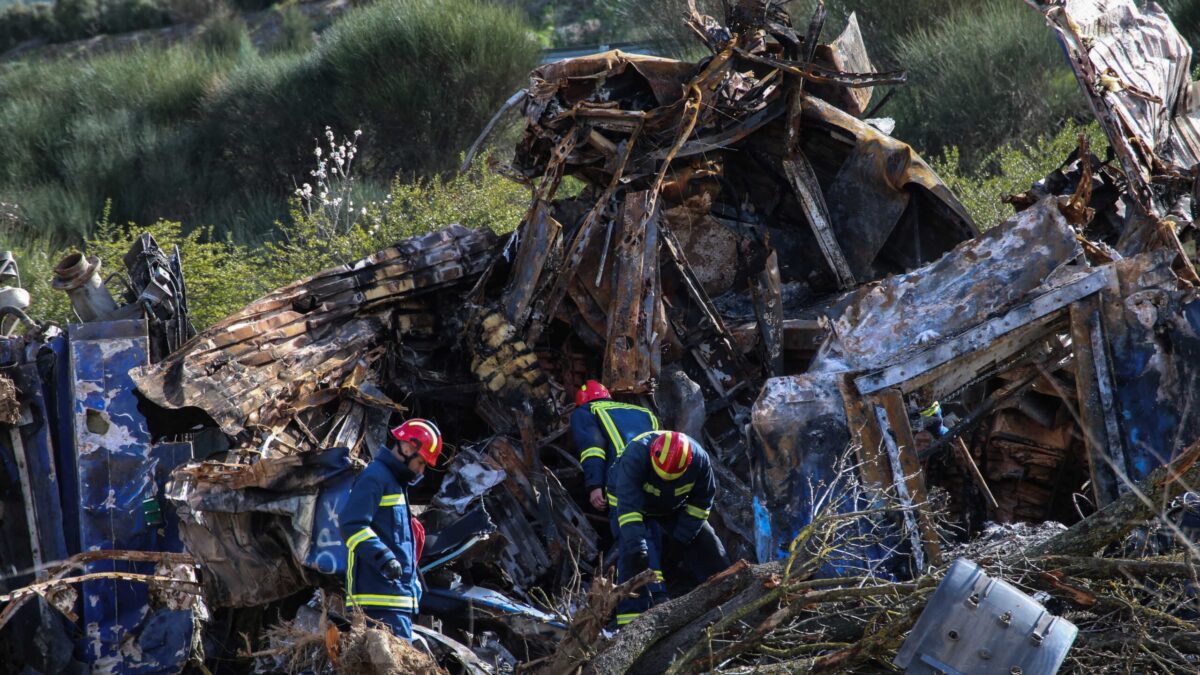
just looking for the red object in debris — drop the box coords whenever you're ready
[575,379,611,406]
[411,516,425,563]
[391,418,443,466]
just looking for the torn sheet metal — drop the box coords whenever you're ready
[167,447,356,607]
[423,585,566,640]
[812,198,1082,377]
[1029,0,1195,179]
[131,225,498,448]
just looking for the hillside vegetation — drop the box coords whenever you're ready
[0,0,538,245]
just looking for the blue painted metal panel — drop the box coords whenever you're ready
[44,333,81,555]
[303,467,354,577]
[1109,296,1200,484]
[67,319,164,670]
[4,359,70,567]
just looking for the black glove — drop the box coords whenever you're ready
[629,548,650,574]
[381,558,404,581]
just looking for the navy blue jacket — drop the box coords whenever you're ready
[341,450,421,612]
[612,431,717,552]
[570,400,658,492]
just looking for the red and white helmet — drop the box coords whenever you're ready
[575,379,611,407]
[391,418,443,466]
[650,431,693,481]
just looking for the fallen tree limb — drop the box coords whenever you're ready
[540,567,656,675]
[1036,555,1198,580]
[1024,438,1200,557]
[0,550,198,632]
[582,560,782,675]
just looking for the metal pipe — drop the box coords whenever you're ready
[51,252,119,323]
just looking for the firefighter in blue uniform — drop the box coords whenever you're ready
[341,418,443,640]
[570,379,659,515]
[611,430,730,626]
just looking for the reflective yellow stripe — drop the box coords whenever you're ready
[345,527,379,596]
[346,527,377,550]
[642,482,661,496]
[685,505,710,520]
[349,594,418,609]
[919,401,941,417]
[596,408,625,456]
[607,492,618,506]
[616,613,641,625]
[618,512,643,527]
[632,431,656,443]
[674,482,695,497]
[654,569,664,582]
[580,448,606,462]
[379,494,406,507]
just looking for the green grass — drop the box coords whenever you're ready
[0,0,539,246]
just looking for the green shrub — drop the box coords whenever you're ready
[0,0,537,246]
[267,151,527,287]
[271,3,313,53]
[99,0,170,35]
[52,0,100,39]
[199,5,249,55]
[0,2,56,53]
[889,0,1087,168]
[931,120,1108,231]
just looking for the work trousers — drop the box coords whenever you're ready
[365,608,414,641]
[615,517,729,626]
[613,516,666,626]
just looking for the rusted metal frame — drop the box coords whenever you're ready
[838,375,892,494]
[870,389,942,570]
[649,100,785,160]
[460,88,527,173]
[854,268,1115,395]
[750,250,784,377]
[660,227,756,380]
[602,192,660,392]
[781,153,857,289]
[1069,295,1122,506]
[7,427,43,571]
[736,50,907,88]
[501,203,563,328]
[526,121,645,344]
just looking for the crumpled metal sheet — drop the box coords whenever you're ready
[812,198,1082,375]
[1030,0,1194,171]
[131,225,498,446]
[166,447,357,607]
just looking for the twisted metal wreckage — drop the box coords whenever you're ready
[2,0,1200,672]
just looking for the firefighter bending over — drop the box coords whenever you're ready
[570,379,658,514]
[341,418,442,640]
[611,430,731,626]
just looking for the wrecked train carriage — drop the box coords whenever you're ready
[751,0,1200,575]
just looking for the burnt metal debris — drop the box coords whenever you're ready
[2,0,1200,672]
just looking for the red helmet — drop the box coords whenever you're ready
[391,418,443,466]
[650,431,693,480]
[575,379,611,406]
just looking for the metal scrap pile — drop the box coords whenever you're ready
[2,0,1200,672]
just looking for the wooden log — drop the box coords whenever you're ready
[582,560,782,675]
